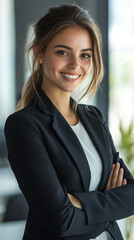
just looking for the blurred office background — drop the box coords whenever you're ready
[0,0,134,239]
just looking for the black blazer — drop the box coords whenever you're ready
[4,89,134,240]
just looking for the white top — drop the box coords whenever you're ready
[71,121,113,240]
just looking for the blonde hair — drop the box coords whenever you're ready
[17,3,104,110]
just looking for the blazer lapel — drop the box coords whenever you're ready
[36,89,90,192]
[77,105,113,190]
[52,108,91,192]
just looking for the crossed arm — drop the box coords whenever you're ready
[68,162,127,209]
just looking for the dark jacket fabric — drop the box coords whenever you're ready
[4,89,134,240]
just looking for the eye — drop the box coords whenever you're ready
[81,53,92,59]
[56,50,68,56]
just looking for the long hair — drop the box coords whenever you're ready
[17,3,104,110]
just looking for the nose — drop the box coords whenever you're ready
[67,56,80,70]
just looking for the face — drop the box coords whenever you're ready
[41,26,93,95]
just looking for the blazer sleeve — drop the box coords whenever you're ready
[73,106,134,225]
[4,112,108,238]
[93,106,134,182]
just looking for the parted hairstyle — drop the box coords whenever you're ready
[17,3,104,110]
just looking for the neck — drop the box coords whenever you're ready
[41,81,79,126]
[41,86,72,117]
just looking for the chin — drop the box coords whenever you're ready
[64,85,80,93]
[64,88,79,93]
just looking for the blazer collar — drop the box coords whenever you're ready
[34,88,55,115]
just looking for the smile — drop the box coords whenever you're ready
[61,73,80,79]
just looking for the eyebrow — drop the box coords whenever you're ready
[54,45,93,52]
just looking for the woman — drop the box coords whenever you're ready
[4,4,134,240]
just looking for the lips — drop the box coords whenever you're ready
[61,72,81,81]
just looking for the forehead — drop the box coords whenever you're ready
[47,26,92,49]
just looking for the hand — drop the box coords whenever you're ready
[68,193,83,209]
[105,163,127,190]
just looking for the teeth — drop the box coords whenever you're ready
[61,73,79,79]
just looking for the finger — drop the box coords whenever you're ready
[116,168,124,187]
[106,164,115,190]
[111,163,120,188]
[68,193,72,201]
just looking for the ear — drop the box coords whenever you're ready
[33,45,44,64]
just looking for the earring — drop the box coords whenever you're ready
[39,60,42,64]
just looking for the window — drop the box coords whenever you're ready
[0,0,15,165]
[109,1,134,239]
[109,0,134,143]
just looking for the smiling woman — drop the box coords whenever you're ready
[17,4,104,111]
[40,26,93,97]
[4,3,134,240]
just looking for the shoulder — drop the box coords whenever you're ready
[5,105,34,124]
[4,103,40,135]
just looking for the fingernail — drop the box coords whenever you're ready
[116,162,120,167]
[124,179,127,184]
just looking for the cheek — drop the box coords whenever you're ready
[83,61,92,74]
[45,56,66,71]
[53,58,67,70]
[52,58,65,70]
